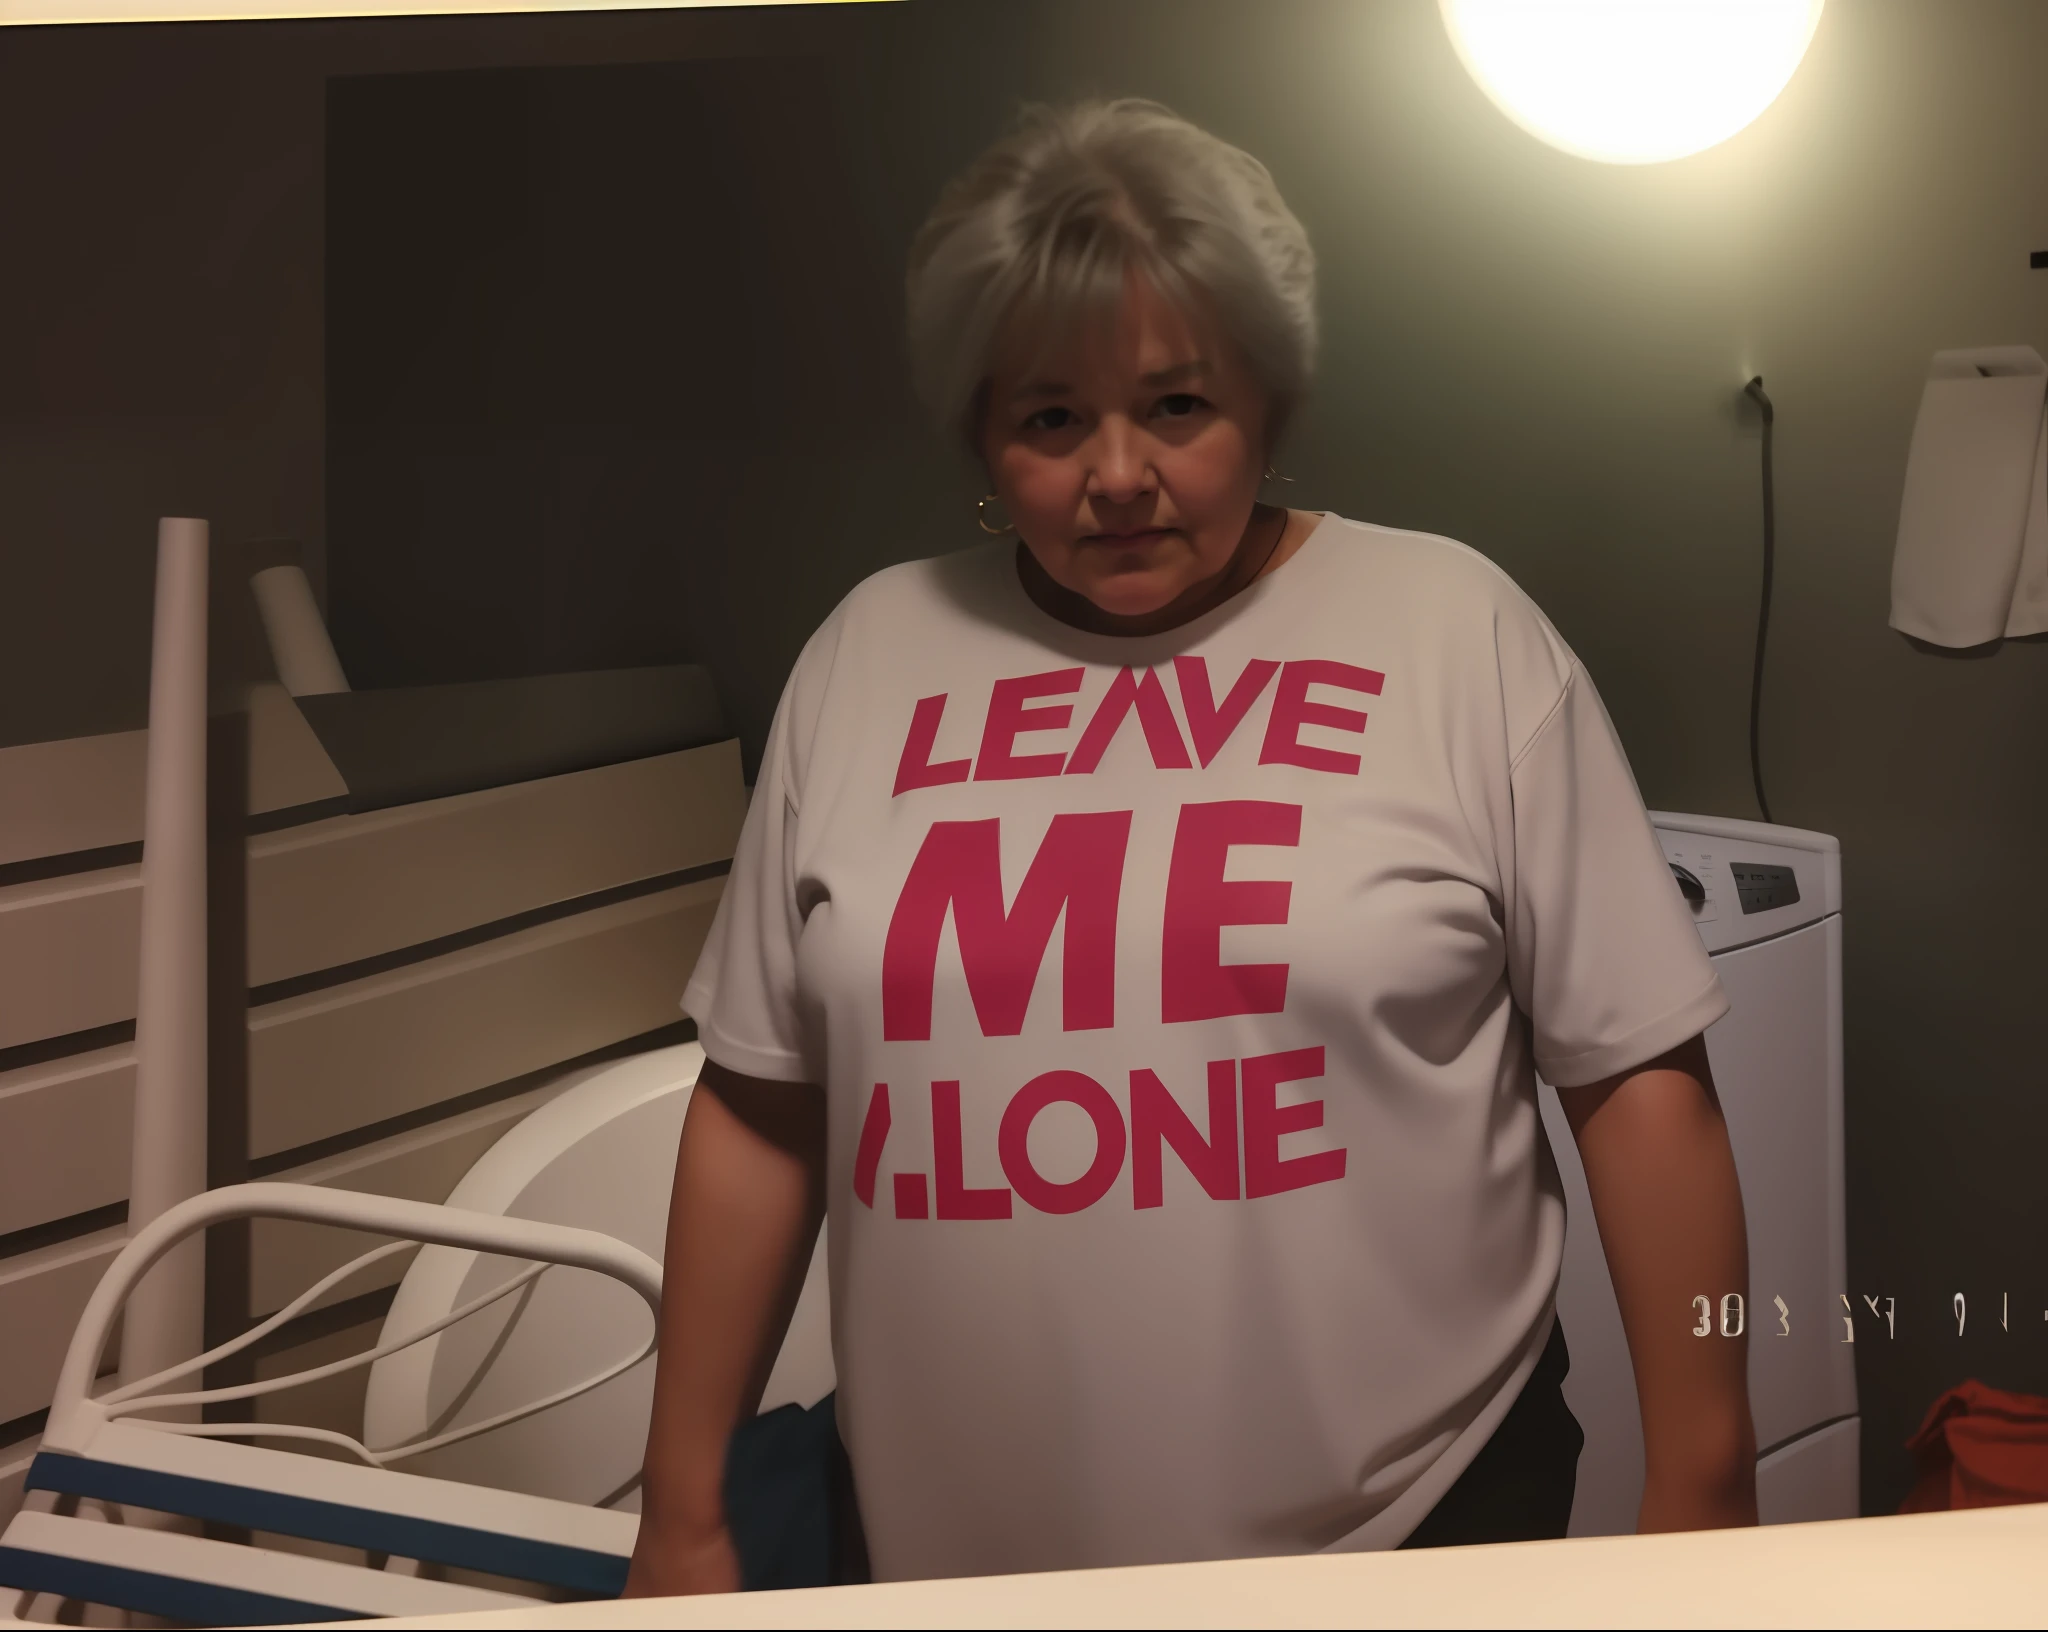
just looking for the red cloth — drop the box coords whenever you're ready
[1899,1380,2048,1512]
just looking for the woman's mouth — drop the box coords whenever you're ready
[1087,528,1173,547]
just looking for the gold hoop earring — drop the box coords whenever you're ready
[976,494,1015,536]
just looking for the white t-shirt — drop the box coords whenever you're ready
[682,513,1727,1581]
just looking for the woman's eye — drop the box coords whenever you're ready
[1023,406,1077,432]
[1154,392,1207,418]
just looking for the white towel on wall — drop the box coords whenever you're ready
[2003,410,2048,637]
[1889,345,2048,647]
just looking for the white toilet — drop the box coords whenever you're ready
[361,1042,834,1511]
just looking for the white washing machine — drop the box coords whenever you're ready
[1537,812,1857,1535]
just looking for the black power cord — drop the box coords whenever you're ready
[1743,376,1776,826]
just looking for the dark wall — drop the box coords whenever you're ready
[325,54,919,694]
[5,0,2048,1518]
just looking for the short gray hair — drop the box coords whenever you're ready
[906,99,1318,452]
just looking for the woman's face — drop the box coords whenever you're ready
[980,273,1271,619]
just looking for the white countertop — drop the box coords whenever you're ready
[331,1503,2048,1630]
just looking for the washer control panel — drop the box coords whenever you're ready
[1730,861,1801,915]
[1652,817,1837,955]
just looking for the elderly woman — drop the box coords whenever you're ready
[627,99,1755,1594]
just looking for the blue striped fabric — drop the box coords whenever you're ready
[24,1452,627,1597]
[0,1545,349,1626]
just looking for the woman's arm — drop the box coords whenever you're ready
[622,1060,827,1598]
[1554,1033,1758,1533]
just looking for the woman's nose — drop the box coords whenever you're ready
[1087,420,1155,504]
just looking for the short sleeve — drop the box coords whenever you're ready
[1505,663,1729,1088]
[680,660,817,1084]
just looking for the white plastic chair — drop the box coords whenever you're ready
[0,1183,660,1625]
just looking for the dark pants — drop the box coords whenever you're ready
[722,1321,1582,1589]
[1399,1319,1584,1549]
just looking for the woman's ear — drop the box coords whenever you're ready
[964,378,994,470]
[1261,399,1293,478]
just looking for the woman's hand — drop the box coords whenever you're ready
[622,1519,741,1599]
[623,1060,827,1598]
[1557,1033,1760,1533]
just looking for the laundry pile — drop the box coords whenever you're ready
[1899,1380,2048,1512]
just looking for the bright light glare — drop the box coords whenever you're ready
[1440,0,1824,165]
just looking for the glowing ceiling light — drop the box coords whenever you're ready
[1439,0,1825,165]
